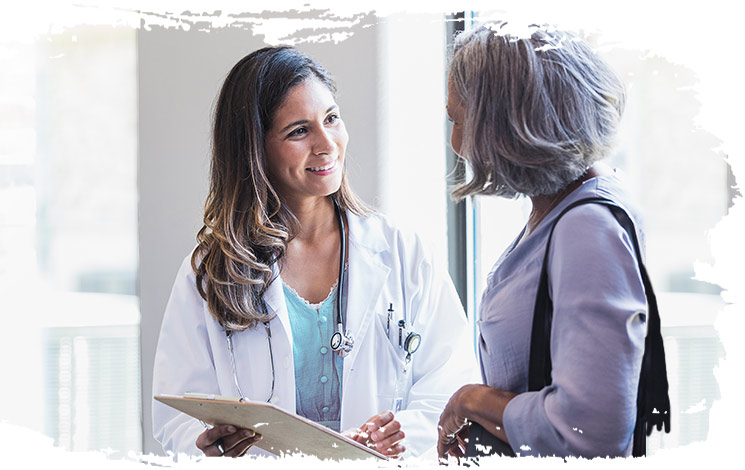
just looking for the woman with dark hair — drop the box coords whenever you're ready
[437,25,668,459]
[152,46,477,459]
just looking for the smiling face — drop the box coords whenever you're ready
[446,73,466,158]
[264,77,348,208]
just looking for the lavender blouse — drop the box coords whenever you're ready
[478,172,647,457]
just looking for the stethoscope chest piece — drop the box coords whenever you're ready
[330,323,354,357]
[403,331,422,361]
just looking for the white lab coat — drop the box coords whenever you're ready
[152,212,479,458]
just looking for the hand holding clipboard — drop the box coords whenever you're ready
[155,394,388,460]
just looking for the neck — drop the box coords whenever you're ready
[286,195,338,242]
[527,166,600,233]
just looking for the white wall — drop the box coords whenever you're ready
[376,14,449,260]
[137,17,448,455]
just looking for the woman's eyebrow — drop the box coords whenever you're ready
[278,105,338,133]
[279,119,308,133]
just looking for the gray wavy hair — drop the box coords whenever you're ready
[449,24,626,199]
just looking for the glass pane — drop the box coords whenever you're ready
[0,26,140,456]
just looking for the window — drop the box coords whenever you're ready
[0,26,140,455]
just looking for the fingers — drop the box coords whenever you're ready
[363,410,395,434]
[195,424,261,457]
[437,437,454,461]
[196,424,236,455]
[358,411,407,457]
[383,443,406,458]
[353,431,370,445]
[222,429,262,457]
[438,439,464,464]
[437,402,468,449]
[369,420,404,452]
[363,411,395,444]
[437,424,467,461]
[342,427,370,445]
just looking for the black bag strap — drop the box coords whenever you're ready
[528,196,670,457]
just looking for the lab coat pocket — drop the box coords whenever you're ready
[372,312,408,410]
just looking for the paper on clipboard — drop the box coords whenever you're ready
[154,394,388,461]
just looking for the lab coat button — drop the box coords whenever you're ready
[322,406,329,413]
[320,375,328,384]
[319,315,327,323]
[320,347,328,355]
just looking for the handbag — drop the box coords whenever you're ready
[528,196,671,456]
[464,421,515,457]
[465,196,671,458]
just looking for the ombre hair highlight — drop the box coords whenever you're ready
[193,46,368,331]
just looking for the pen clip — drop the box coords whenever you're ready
[387,303,393,335]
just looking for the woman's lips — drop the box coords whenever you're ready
[306,159,338,175]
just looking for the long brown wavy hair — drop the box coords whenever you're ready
[193,46,369,331]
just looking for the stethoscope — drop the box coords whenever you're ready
[386,303,421,362]
[223,197,421,403]
[329,198,354,357]
[328,198,420,360]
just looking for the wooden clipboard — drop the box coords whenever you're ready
[154,394,388,460]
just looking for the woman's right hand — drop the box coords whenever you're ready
[344,410,406,457]
[195,424,262,457]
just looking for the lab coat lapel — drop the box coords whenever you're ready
[262,268,292,346]
[343,214,390,383]
[259,268,296,409]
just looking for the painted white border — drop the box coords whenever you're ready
[1,1,741,468]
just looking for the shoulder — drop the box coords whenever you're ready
[347,211,437,268]
[555,201,628,236]
[348,211,427,251]
[175,246,201,281]
[548,202,641,290]
[552,172,642,249]
[159,249,212,332]
[165,247,207,307]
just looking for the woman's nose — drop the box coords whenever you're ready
[312,128,336,156]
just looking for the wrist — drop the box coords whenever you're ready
[458,385,516,428]
[455,384,484,421]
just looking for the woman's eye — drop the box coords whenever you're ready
[326,113,340,124]
[288,127,307,138]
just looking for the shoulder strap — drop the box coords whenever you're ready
[527,196,671,457]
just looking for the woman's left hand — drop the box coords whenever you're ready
[344,410,406,458]
[437,384,517,462]
[437,386,472,462]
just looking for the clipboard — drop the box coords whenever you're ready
[154,394,388,460]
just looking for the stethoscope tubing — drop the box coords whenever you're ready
[226,318,275,403]
[334,198,346,333]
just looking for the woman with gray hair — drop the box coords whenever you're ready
[437,24,669,460]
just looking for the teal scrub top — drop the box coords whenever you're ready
[283,282,344,432]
